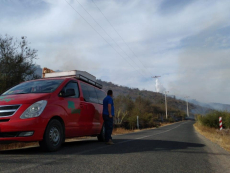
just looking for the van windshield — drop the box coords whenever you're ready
[2,79,64,95]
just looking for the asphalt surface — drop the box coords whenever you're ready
[0,120,230,173]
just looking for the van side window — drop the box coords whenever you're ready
[80,83,90,102]
[60,82,79,98]
[87,86,99,103]
[95,89,106,104]
[80,82,99,104]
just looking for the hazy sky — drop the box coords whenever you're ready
[1,0,230,104]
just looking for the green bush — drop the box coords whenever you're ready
[222,113,230,128]
[196,111,230,128]
[139,113,153,128]
[168,117,175,123]
[126,115,137,130]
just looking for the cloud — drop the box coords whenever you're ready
[159,0,195,15]
[169,25,230,104]
[0,0,230,104]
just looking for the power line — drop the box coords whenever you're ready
[64,0,146,78]
[91,0,154,77]
[74,0,148,77]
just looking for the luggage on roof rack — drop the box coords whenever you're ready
[43,68,102,89]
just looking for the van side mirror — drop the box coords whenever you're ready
[64,89,75,97]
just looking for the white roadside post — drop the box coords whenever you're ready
[219,117,223,131]
[165,91,169,119]
[137,116,139,129]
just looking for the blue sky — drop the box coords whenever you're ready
[1,0,230,104]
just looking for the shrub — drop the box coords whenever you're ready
[196,111,230,129]
[168,117,175,123]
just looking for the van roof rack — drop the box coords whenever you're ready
[43,68,103,89]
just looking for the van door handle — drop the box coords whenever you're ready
[80,103,85,109]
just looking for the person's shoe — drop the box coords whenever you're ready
[106,139,114,145]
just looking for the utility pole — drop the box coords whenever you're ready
[165,91,169,119]
[185,96,189,117]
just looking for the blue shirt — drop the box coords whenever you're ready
[103,96,114,116]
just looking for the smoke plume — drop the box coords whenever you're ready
[155,78,166,93]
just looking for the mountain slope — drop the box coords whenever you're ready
[98,79,212,115]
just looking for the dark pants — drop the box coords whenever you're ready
[103,114,113,142]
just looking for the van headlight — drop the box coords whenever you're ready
[20,100,47,119]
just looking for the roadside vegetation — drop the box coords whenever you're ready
[0,35,40,93]
[196,111,230,128]
[195,111,230,152]
[114,95,186,130]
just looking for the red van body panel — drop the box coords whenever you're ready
[0,77,105,142]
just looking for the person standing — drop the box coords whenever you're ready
[103,90,114,145]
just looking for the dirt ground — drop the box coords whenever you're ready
[194,122,230,152]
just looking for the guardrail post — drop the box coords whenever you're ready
[219,117,223,131]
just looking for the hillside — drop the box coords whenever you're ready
[98,79,212,115]
[34,67,215,115]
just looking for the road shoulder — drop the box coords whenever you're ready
[194,124,230,172]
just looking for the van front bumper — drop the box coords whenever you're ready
[0,117,48,142]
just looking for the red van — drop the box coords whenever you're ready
[0,70,106,151]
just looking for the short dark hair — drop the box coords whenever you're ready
[107,90,113,96]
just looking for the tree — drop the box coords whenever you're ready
[114,95,134,124]
[0,35,40,94]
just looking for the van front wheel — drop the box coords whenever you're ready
[39,119,64,152]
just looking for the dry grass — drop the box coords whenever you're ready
[0,142,38,151]
[160,122,173,127]
[112,122,177,135]
[0,121,177,151]
[112,127,140,135]
[194,122,230,152]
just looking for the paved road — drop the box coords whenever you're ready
[1,121,230,173]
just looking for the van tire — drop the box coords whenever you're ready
[97,124,105,142]
[39,119,64,152]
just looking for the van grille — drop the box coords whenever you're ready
[0,119,10,122]
[0,105,21,117]
[0,132,19,138]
